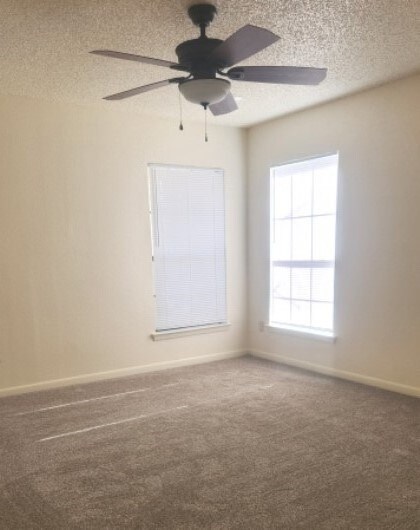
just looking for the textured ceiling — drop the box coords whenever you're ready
[1,0,419,127]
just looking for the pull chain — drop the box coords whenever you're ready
[178,90,184,131]
[204,104,208,142]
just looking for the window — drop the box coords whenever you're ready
[269,154,338,336]
[149,164,227,332]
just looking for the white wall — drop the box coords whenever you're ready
[2,74,420,397]
[247,74,420,394]
[0,95,247,393]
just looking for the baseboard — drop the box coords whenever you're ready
[250,350,420,398]
[0,350,246,398]
[2,349,417,399]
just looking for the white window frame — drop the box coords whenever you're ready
[268,153,339,340]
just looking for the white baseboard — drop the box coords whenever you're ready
[2,349,418,399]
[250,350,420,398]
[0,350,246,398]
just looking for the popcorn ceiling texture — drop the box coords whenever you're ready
[0,0,419,127]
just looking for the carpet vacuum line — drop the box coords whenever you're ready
[37,384,273,443]
[15,382,182,416]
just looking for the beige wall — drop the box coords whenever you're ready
[247,73,420,393]
[2,74,420,397]
[0,95,247,393]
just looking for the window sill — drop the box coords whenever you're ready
[151,323,230,341]
[266,324,336,343]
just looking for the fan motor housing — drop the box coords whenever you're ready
[175,38,223,77]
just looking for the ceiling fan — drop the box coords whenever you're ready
[90,3,327,116]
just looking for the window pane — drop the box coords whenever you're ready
[313,215,336,260]
[311,302,334,330]
[292,217,312,260]
[291,268,311,300]
[292,170,312,217]
[272,266,290,299]
[274,175,292,219]
[270,154,338,334]
[271,298,290,324]
[291,300,311,326]
[273,219,291,260]
[312,267,334,302]
[313,164,337,215]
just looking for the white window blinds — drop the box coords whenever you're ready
[149,165,227,332]
[270,154,339,334]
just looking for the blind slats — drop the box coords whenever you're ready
[149,165,227,332]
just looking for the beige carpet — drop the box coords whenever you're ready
[0,355,419,529]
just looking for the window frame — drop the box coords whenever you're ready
[268,153,339,339]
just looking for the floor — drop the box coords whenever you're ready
[0,356,419,529]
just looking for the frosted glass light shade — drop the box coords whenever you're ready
[179,78,230,105]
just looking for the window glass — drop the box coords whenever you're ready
[270,154,338,334]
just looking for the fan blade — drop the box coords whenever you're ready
[103,78,182,100]
[208,25,279,68]
[90,50,178,69]
[227,66,327,85]
[209,92,238,116]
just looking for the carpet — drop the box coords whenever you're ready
[0,355,419,529]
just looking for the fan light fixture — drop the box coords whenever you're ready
[179,78,231,106]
